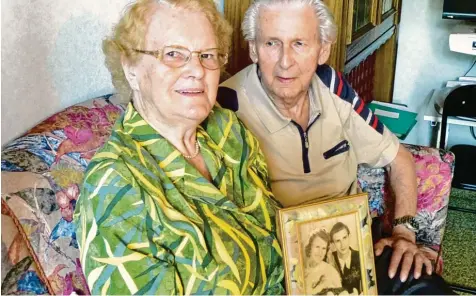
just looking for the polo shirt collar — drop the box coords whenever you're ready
[309,74,323,122]
[244,64,322,134]
[244,64,290,133]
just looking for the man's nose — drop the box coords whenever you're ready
[279,45,295,69]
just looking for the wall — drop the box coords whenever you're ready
[1,0,227,146]
[393,0,476,147]
[1,0,133,146]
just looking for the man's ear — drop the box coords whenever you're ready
[249,41,258,64]
[317,42,332,65]
[121,55,140,91]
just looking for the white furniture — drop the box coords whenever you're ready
[449,32,476,56]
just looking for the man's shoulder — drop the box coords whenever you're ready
[316,65,385,135]
[316,64,356,105]
[217,65,255,112]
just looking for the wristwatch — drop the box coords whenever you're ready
[393,215,419,232]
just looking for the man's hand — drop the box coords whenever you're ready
[374,226,433,282]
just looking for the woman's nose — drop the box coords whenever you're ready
[183,53,205,78]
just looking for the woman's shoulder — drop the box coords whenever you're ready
[207,105,248,135]
[208,105,261,145]
[210,105,240,123]
[83,138,131,186]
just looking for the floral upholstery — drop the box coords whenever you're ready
[358,144,455,273]
[1,95,454,294]
[1,94,124,295]
[1,202,49,295]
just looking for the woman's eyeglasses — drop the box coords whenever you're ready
[131,45,228,70]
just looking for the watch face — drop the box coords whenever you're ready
[405,222,417,231]
[410,219,419,229]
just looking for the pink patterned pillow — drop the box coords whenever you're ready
[358,144,455,274]
[1,94,126,295]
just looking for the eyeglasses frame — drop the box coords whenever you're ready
[131,45,228,70]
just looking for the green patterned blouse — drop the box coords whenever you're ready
[74,103,284,295]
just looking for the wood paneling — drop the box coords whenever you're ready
[346,14,395,64]
[224,0,252,76]
[371,0,379,25]
[373,33,397,102]
[377,0,399,24]
[323,0,347,71]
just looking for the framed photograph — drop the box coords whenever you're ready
[277,193,377,295]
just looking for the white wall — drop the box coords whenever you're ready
[1,0,133,146]
[393,0,476,147]
[1,0,226,146]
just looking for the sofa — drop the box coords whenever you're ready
[1,94,455,295]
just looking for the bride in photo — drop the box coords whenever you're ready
[304,230,344,295]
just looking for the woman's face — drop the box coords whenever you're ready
[125,5,220,125]
[310,236,327,263]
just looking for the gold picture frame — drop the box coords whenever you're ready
[277,193,377,295]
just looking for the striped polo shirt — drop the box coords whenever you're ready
[217,64,399,207]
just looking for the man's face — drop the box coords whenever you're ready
[332,229,351,257]
[250,4,331,103]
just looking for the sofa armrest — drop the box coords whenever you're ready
[357,144,455,247]
[1,95,125,295]
[404,144,455,246]
[357,165,386,217]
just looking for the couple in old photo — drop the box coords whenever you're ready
[304,222,362,295]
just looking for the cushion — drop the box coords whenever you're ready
[358,144,455,273]
[1,202,49,295]
[1,94,126,295]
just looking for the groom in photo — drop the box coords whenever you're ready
[330,222,362,294]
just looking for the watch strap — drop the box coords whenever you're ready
[393,215,419,232]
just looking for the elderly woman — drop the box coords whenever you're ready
[74,0,284,294]
[304,230,342,295]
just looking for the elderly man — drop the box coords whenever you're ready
[218,0,453,294]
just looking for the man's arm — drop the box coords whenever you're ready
[318,64,434,282]
[388,144,417,222]
[374,144,433,282]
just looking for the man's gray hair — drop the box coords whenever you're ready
[242,0,338,44]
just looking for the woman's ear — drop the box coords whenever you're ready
[121,55,140,91]
[317,43,332,65]
[249,41,258,64]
